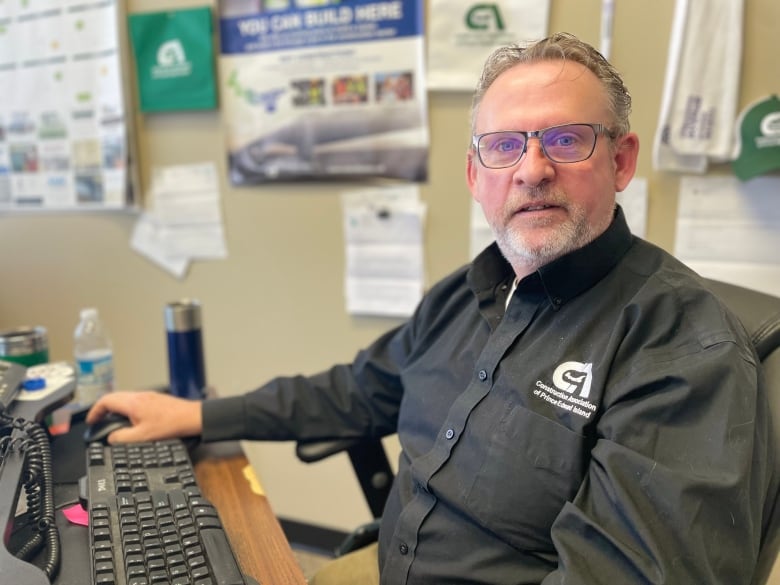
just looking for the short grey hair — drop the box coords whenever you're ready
[470,32,632,137]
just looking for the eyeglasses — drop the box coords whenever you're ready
[472,123,614,169]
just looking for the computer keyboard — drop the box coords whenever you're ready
[85,438,249,585]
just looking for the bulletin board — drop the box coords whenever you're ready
[0,0,139,212]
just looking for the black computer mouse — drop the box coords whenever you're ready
[83,412,132,443]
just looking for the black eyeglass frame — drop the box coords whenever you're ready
[471,123,616,169]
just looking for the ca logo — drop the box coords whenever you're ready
[157,40,186,66]
[552,361,593,398]
[760,112,780,137]
[465,3,505,31]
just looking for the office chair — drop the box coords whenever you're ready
[296,278,780,580]
[703,279,780,585]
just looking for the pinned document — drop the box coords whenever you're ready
[675,175,780,296]
[131,162,227,278]
[342,186,426,317]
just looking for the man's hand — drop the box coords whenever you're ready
[85,390,203,444]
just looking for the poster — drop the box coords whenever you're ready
[219,0,429,184]
[0,0,131,211]
[427,0,550,91]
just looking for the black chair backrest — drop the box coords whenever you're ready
[704,279,780,585]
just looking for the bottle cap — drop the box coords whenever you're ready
[165,300,202,332]
[80,308,98,320]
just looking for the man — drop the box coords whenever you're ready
[88,33,774,584]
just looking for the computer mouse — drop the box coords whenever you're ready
[83,412,132,444]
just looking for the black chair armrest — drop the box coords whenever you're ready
[295,437,394,519]
[295,438,364,463]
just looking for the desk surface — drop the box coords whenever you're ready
[192,442,308,585]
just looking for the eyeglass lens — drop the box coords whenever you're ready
[478,124,599,168]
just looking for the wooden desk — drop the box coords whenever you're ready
[192,442,307,585]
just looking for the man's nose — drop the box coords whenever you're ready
[513,139,554,187]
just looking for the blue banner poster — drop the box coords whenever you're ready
[219,0,429,184]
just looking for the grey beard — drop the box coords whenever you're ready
[493,213,597,272]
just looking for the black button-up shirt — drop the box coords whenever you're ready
[204,207,773,584]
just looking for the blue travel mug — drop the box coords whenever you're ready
[165,300,206,399]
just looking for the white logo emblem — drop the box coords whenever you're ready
[157,40,186,66]
[760,112,780,137]
[151,39,192,79]
[552,361,593,398]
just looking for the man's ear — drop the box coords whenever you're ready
[466,149,480,200]
[613,132,640,192]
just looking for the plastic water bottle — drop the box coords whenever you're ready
[73,308,114,406]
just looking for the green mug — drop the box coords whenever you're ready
[0,326,49,367]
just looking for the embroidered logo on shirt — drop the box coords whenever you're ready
[552,361,593,398]
[533,361,597,419]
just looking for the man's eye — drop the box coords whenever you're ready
[494,139,523,152]
[548,133,580,148]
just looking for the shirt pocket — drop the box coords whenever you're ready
[464,404,588,552]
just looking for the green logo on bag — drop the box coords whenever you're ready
[465,4,505,31]
[151,39,192,79]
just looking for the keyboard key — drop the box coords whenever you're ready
[95,572,117,585]
[200,529,246,585]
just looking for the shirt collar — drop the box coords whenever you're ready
[469,205,634,310]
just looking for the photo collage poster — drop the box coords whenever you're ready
[0,0,130,211]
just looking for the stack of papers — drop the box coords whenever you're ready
[131,162,227,278]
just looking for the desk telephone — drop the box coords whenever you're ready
[0,361,253,585]
[0,359,76,585]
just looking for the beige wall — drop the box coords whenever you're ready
[1,0,778,546]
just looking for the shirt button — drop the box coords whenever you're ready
[399,543,409,555]
[445,428,455,440]
[478,369,488,381]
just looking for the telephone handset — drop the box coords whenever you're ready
[0,359,73,585]
[0,359,26,415]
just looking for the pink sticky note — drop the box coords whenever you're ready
[62,503,89,527]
